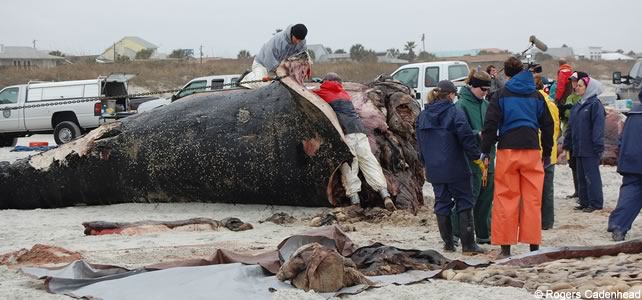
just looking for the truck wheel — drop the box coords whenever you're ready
[54,121,82,145]
[0,136,18,147]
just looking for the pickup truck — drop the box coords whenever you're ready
[613,58,642,101]
[137,74,241,113]
[391,61,470,107]
[0,74,148,146]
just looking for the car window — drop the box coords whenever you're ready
[0,87,19,104]
[448,65,469,81]
[211,79,225,90]
[633,61,642,78]
[392,68,419,88]
[424,67,439,87]
[178,80,207,98]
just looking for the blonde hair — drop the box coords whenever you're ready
[465,69,492,85]
[427,88,451,103]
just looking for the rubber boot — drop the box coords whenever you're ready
[612,231,626,242]
[499,245,511,258]
[349,194,361,205]
[436,215,456,252]
[458,209,485,254]
[380,189,396,211]
[530,244,539,252]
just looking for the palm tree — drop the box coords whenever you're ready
[404,41,417,62]
[237,50,251,59]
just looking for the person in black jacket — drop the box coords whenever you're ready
[416,80,486,254]
[480,57,554,258]
[607,90,642,241]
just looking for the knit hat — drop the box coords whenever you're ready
[569,71,589,81]
[322,72,342,83]
[580,77,590,87]
[437,80,458,94]
[291,24,308,40]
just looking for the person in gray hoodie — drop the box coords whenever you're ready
[241,24,308,89]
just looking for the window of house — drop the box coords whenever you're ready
[0,87,19,104]
[425,67,439,87]
[392,68,419,88]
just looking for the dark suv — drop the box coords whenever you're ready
[613,59,642,100]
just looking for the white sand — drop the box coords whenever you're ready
[1,135,640,299]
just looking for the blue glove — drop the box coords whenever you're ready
[542,156,552,168]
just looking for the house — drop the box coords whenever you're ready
[440,54,513,70]
[376,51,408,64]
[97,36,158,62]
[307,44,332,62]
[601,53,635,61]
[0,45,65,69]
[323,53,351,62]
[531,47,575,60]
[574,47,603,60]
[433,49,481,58]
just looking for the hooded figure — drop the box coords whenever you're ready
[417,80,485,254]
[242,24,308,89]
[480,57,554,258]
[563,77,605,212]
[607,89,642,241]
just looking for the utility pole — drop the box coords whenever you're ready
[32,39,37,50]
[113,42,117,62]
[421,34,425,53]
[200,45,203,64]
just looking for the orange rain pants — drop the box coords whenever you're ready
[491,149,544,246]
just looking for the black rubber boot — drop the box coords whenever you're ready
[458,209,485,254]
[612,231,626,242]
[530,244,540,252]
[436,215,456,252]
[499,245,511,258]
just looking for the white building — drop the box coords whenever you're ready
[0,45,65,69]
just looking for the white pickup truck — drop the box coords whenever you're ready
[391,61,470,107]
[137,74,241,113]
[0,74,146,146]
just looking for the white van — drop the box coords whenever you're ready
[391,61,470,107]
[0,74,138,146]
[137,74,241,113]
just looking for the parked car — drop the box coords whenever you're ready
[613,58,642,101]
[137,74,241,113]
[0,74,143,146]
[391,61,470,107]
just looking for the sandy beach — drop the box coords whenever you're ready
[0,134,639,299]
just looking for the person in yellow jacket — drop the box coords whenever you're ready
[535,72,561,230]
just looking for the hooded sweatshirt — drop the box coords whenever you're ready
[416,99,480,183]
[563,78,605,157]
[481,70,554,157]
[255,25,307,72]
[455,86,496,173]
[617,99,642,175]
[313,80,366,135]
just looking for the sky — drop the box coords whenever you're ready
[2,0,641,58]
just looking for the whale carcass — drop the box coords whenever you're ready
[0,61,424,210]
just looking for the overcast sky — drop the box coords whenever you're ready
[2,0,641,58]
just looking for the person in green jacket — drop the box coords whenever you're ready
[451,69,496,244]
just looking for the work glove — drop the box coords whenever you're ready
[473,159,488,187]
[542,156,552,168]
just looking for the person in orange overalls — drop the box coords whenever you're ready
[480,57,554,258]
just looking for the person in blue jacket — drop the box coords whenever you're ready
[563,76,605,212]
[416,80,486,254]
[607,90,642,241]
